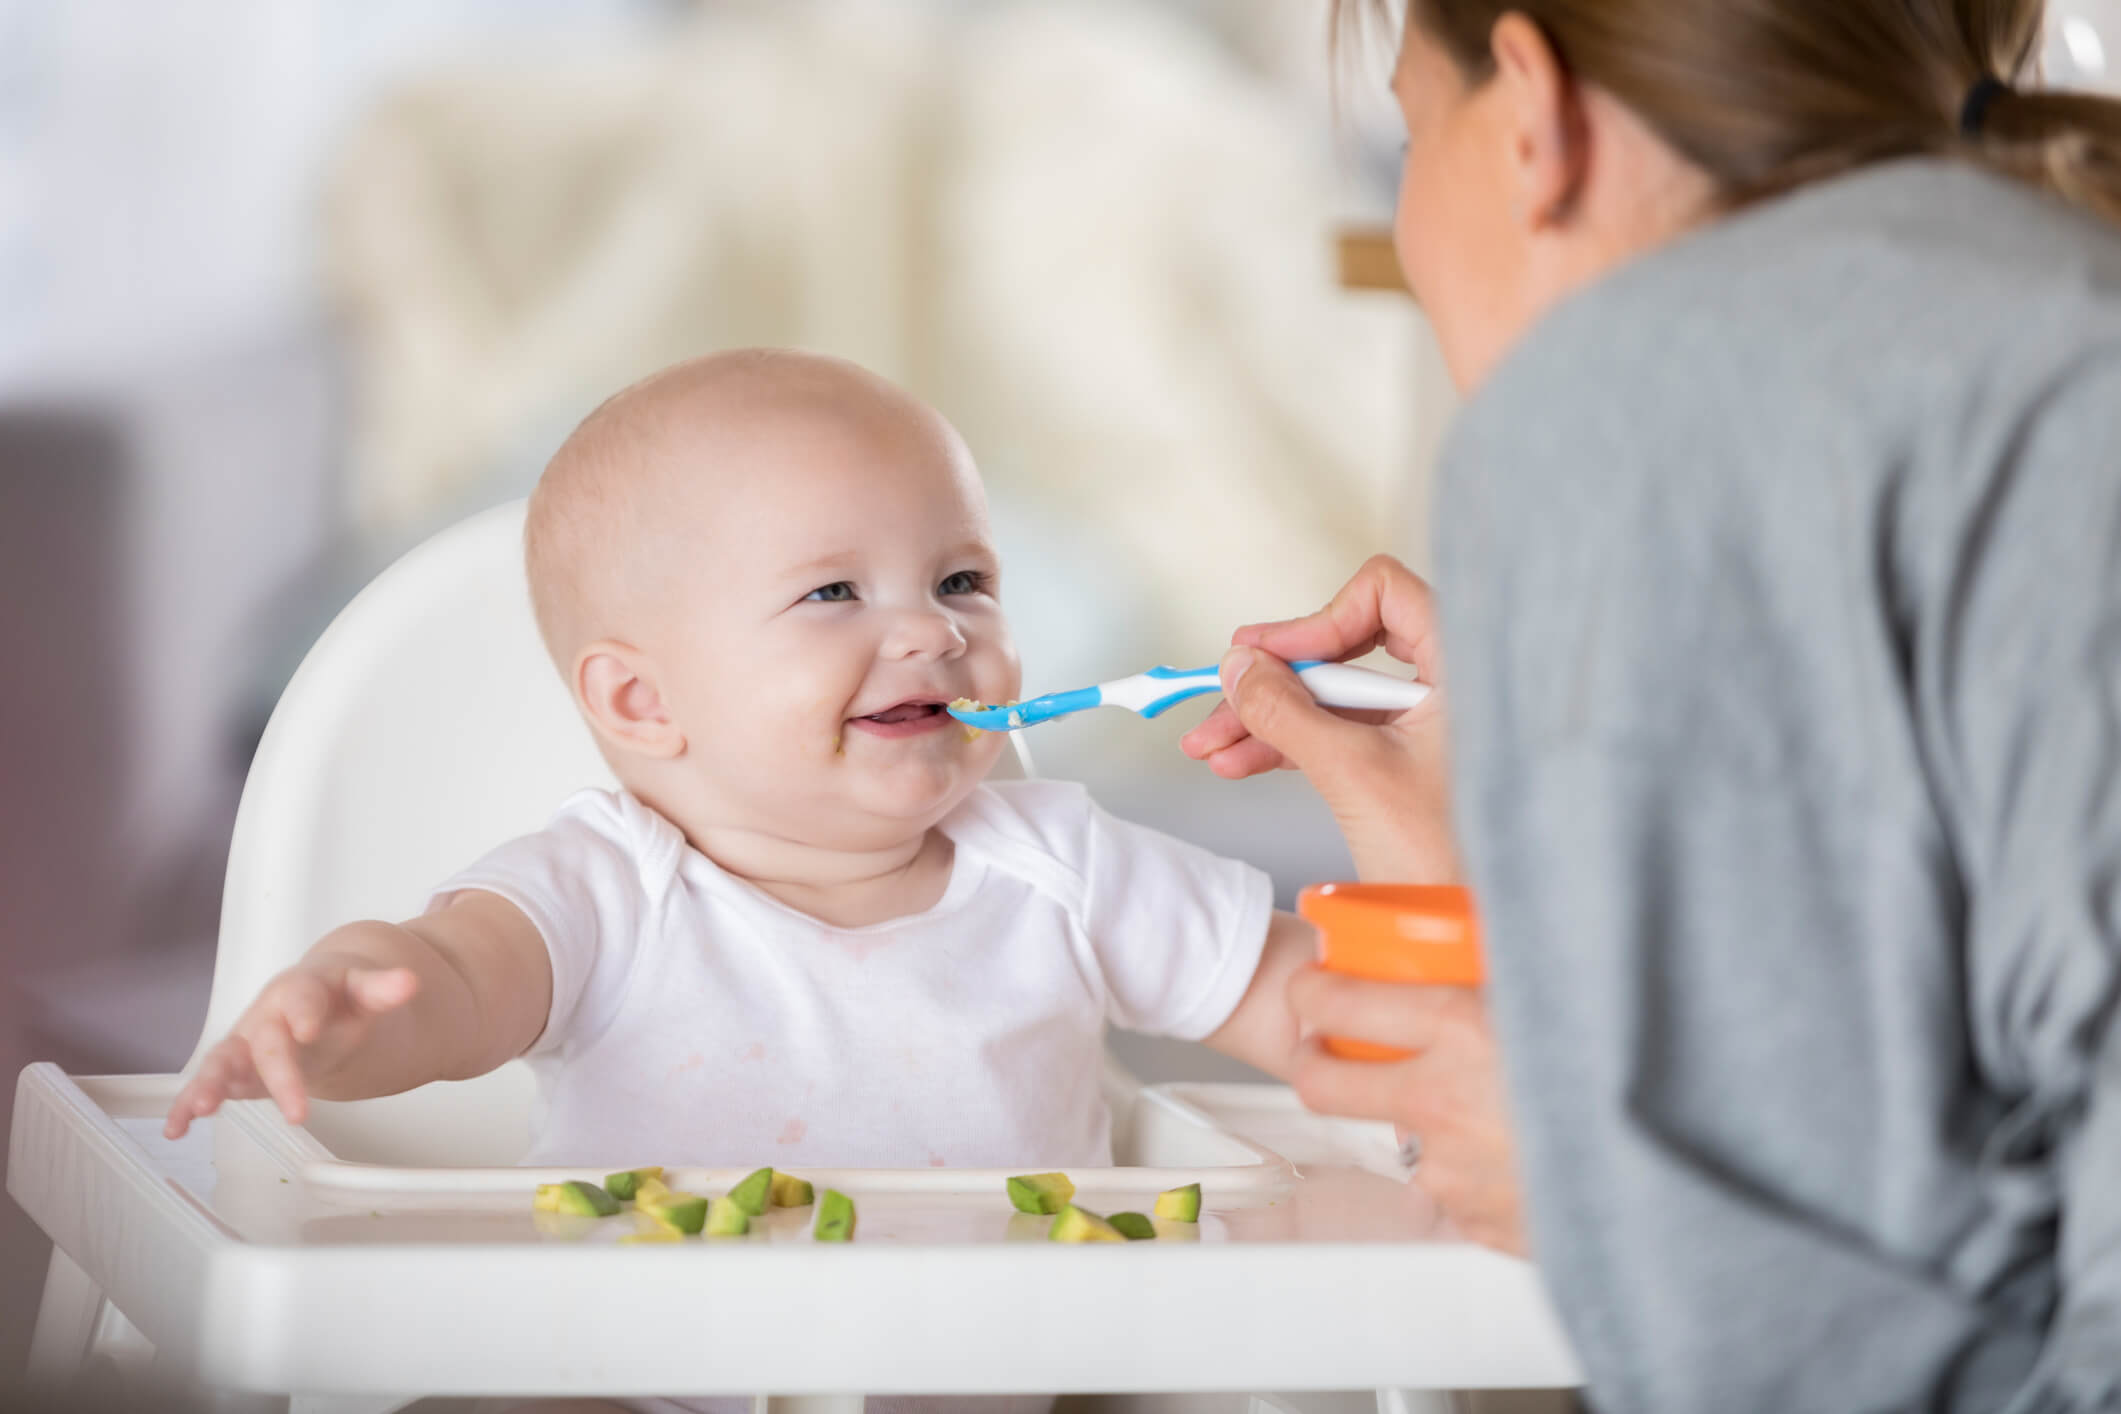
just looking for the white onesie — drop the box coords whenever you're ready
[435,779,1273,1171]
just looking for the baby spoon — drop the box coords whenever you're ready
[947,660,1430,733]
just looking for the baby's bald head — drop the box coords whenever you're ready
[524,349,963,668]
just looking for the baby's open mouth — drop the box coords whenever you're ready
[844,698,962,740]
[859,700,947,725]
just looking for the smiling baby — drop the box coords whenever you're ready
[166,349,1310,1180]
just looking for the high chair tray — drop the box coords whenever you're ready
[10,1064,1581,1397]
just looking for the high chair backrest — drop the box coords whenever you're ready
[205,498,1030,1165]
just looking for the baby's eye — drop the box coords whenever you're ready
[938,570,990,597]
[805,581,858,603]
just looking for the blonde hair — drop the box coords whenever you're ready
[1338,0,2121,224]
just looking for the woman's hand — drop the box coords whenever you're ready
[1180,554,1457,884]
[1288,964,1528,1256]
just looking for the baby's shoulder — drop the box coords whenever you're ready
[496,787,688,896]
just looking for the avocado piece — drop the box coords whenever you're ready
[705,1196,751,1237]
[632,1175,673,1205]
[1048,1204,1125,1243]
[728,1167,775,1217]
[813,1188,857,1241]
[639,1191,709,1236]
[771,1172,815,1208]
[604,1166,665,1202]
[1153,1183,1201,1222]
[534,1187,619,1221]
[1006,1172,1076,1215]
[1107,1211,1157,1241]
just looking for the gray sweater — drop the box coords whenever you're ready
[1436,159,2121,1412]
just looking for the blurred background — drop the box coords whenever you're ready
[3,0,2118,1382]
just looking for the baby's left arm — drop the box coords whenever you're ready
[1201,910,1314,1080]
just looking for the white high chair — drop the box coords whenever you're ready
[13,500,1581,1414]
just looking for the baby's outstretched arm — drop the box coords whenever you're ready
[163,890,550,1139]
[1202,910,1316,1080]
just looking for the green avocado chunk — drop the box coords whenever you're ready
[550,1180,620,1218]
[1048,1204,1125,1243]
[813,1188,857,1241]
[604,1167,665,1202]
[1006,1172,1076,1215]
[771,1172,815,1208]
[639,1191,708,1236]
[729,1167,775,1217]
[1153,1183,1201,1223]
[1107,1211,1157,1241]
[705,1196,751,1236]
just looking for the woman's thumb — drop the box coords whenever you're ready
[1220,647,1357,777]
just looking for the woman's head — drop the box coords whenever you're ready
[1342,0,2121,390]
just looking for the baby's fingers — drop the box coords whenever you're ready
[163,1039,260,1139]
[246,1014,311,1125]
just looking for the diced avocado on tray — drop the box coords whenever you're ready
[533,1180,620,1218]
[813,1189,857,1241]
[771,1172,815,1208]
[1048,1205,1126,1243]
[728,1167,775,1217]
[1153,1183,1201,1222]
[639,1191,709,1236]
[705,1196,751,1237]
[604,1166,665,1202]
[1106,1211,1157,1241]
[1006,1172,1076,1215]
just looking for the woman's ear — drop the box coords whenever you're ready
[575,640,686,759]
[1490,13,1590,230]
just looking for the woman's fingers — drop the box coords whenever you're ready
[1218,648,1384,789]
[1287,966,1463,1051]
[1288,1036,1420,1127]
[1237,555,1446,684]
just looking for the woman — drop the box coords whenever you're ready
[1184,2,2121,1410]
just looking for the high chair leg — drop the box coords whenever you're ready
[756,1393,866,1414]
[27,1245,105,1393]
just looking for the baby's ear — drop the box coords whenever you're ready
[574,641,685,759]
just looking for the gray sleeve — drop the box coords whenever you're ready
[1924,357,2121,1407]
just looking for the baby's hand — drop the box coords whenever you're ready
[163,964,419,1139]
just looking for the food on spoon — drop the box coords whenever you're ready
[1006,1172,1076,1215]
[1048,1205,1125,1243]
[1106,1212,1157,1241]
[813,1188,858,1241]
[728,1167,775,1217]
[771,1172,815,1208]
[604,1167,665,1202]
[1153,1183,1201,1222]
[705,1196,751,1236]
[639,1191,709,1236]
[533,1180,620,1218]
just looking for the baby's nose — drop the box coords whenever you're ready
[884,608,968,659]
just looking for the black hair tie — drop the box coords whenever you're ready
[1960,75,2012,137]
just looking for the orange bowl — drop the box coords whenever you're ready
[1296,882,1483,1061]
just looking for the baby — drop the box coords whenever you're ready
[165,350,1309,1185]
